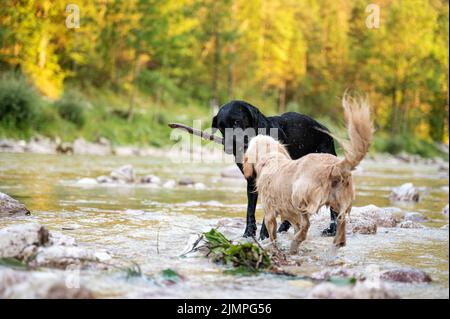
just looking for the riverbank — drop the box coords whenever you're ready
[1,75,447,159]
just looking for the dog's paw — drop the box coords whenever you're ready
[259,227,269,240]
[243,224,257,238]
[334,241,346,248]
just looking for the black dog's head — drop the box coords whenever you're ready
[212,100,264,155]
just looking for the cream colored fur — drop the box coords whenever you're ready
[243,95,374,254]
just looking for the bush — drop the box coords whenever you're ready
[372,133,441,158]
[0,73,41,129]
[55,91,86,127]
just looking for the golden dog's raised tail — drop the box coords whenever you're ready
[335,93,374,172]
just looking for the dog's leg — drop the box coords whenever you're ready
[333,208,348,248]
[260,219,269,240]
[290,214,310,254]
[261,216,290,239]
[243,179,258,237]
[321,208,337,237]
[264,211,278,245]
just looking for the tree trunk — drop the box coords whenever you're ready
[278,81,287,113]
[390,87,399,135]
[127,50,142,121]
[212,3,220,106]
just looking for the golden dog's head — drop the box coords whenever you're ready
[243,135,290,179]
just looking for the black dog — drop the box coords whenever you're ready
[212,100,338,239]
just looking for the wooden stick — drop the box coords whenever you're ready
[168,123,224,145]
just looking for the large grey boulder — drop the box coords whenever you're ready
[0,223,111,269]
[349,205,400,229]
[0,192,30,217]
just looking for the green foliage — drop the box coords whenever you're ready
[0,73,41,129]
[203,229,272,274]
[161,268,184,283]
[55,91,87,128]
[372,133,442,158]
[125,262,142,278]
[0,0,448,154]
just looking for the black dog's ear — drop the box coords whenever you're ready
[211,115,218,134]
[241,103,261,128]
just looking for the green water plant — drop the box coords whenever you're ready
[202,228,272,274]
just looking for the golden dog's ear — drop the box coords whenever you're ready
[243,154,254,179]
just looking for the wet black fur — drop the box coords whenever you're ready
[212,100,338,239]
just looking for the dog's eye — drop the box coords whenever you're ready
[234,120,240,126]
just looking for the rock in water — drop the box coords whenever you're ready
[221,165,244,179]
[381,268,432,283]
[404,212,427,222]
[77,178,98,185]
[349,205,400,228]
[349,218,377,234]
[390,183,420,202]
[443,204,449,217]
[0,269,93,299]
[178,177,195,186]
[0,223,111,269]
[398,221,425,229]
[0,192,30,217]
[307,282,399,299]
[163,180,176,189]
[110,165,135,183]
[96,175,113,184]
[140,175,161,185]
[0,223,48,258]
[194,183,206,190]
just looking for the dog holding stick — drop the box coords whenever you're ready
[242,94,374,253]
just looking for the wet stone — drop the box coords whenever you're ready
[140,175,161,185]
[381,268,432,283]
[179,177,195,186]
[221,165,243,179]
[110,165,135,183]
[307,282,399,299]
[404,212,428,223]
[398,221,426,229]
[0,268,93,299]
[390,183,420,202]
[443,204,449,217]
[0,192,31,217]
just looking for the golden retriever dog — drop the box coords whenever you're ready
[243,95,373,254]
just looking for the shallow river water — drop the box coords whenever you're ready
[0,152,448,298]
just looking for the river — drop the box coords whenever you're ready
[0,152,448,298]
